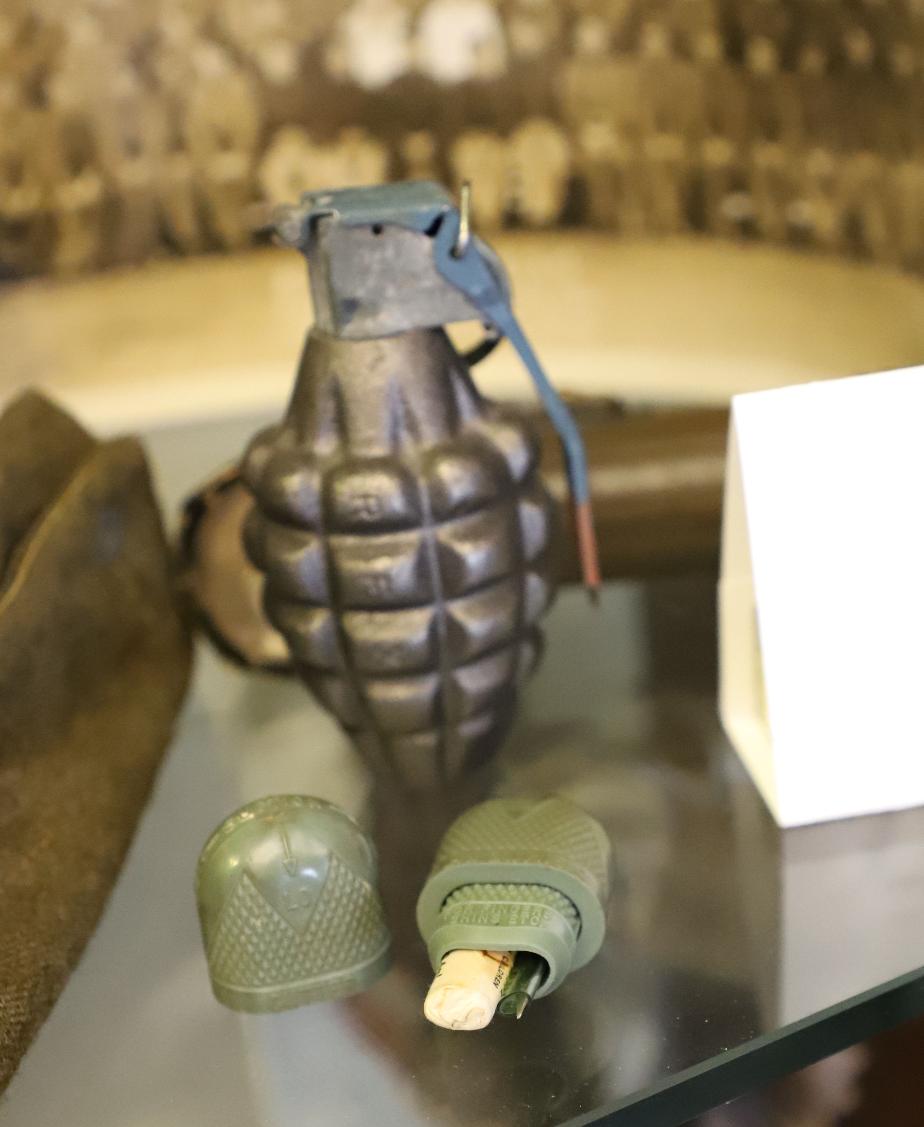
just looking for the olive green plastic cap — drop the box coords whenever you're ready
[196,795,391,1013]
[416,796,611,998]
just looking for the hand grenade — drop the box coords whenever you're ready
[241,182,598,784]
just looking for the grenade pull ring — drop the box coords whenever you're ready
[275,181,601,597]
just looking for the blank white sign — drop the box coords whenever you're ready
[720,365,924,826]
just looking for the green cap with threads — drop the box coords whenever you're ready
[416,796,611,999]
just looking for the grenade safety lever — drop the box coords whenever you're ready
[275,180,601,596]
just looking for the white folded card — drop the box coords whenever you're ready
[719,365,924,827]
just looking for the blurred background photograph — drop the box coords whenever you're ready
[3,1,924,1125]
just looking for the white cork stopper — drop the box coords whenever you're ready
[423,950,513,1031]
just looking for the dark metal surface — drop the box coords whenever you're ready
[274,182,504,340]
[305,218,483,339]
[243,327,557,785]
[177,404,727,688]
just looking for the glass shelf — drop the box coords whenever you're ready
[5,413,924,1127]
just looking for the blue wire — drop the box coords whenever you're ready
[433,215,591,506]
[486,311,590,505]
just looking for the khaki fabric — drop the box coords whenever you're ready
[0,392,192,1091]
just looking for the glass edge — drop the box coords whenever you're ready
[565,963,924,1127]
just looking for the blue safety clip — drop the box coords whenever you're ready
[429,196,600,597]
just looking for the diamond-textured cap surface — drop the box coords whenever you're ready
[416,797,611,997]
[196,796,391,1013]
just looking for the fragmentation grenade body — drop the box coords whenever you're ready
[242,326,557,783]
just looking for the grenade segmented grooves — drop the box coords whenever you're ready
[242,327,557,785]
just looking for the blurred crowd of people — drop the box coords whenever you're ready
[3,0,924,277]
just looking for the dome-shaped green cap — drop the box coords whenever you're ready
[196,795,391,1013]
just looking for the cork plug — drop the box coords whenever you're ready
[424,950,513,1030]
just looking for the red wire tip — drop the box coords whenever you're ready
[573,500,601,604]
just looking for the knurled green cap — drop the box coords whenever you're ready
[416,796,611,998]
[196,795,391,1013]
